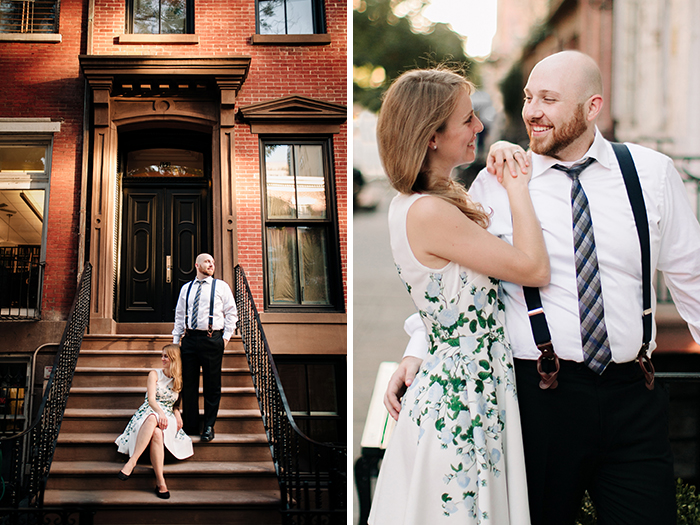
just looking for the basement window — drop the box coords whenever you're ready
[0,356,31,436]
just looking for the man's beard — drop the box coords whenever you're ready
[527,104,587,158]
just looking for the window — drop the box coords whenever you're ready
[0,127,54,320]
[257,0,325,35]
[126,0,193,34]
[275,356,346,444]
[0,0,60,34]
[261,140,341,310]
[0,355,31,436]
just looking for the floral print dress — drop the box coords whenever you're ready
[115,369,194,460]
[369,193,530,525]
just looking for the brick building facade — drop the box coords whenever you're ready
[0,0,347,442]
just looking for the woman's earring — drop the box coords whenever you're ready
[432,145,437,150]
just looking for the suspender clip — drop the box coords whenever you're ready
[637,343,654,390]
[536,342,559,390]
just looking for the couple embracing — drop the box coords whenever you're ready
[369,51,700,524]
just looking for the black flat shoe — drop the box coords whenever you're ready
[155,486,170,499]
[201,426,215,442]
[117,470,130,481]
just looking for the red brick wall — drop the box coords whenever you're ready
[91,0,348,310]
[0,0,87,321]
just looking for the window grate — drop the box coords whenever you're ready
[0,356,30,435]
[0,0,60,34]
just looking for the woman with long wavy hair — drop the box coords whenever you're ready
[368,68,548,524]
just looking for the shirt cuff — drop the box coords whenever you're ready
[403,313,429,360]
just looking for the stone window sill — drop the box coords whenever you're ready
[118,34,199,44]
[0,34,61,43]
[251,34,331,46]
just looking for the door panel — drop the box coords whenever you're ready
[123,191,159,318]
[119,184,208,323]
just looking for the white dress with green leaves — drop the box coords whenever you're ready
[369,193,530,524]
[115,369,194,460]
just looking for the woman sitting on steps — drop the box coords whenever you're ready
[115,343,194,499]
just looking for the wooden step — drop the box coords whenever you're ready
[47,461,279,491]
[76,349,247,368]
[65,386,259,410]
[61,408,266,434]
[43,489,282,525]
[80,334,244,351]
[54,432,272,462]
[71,367,253,388]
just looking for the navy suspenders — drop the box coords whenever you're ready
[185,278,219,336]
[523,143,655,390]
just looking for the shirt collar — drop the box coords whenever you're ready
[530,127,613,179]
[197,275,213,284]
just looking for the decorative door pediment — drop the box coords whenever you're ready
[237,95,347,134]
[79,56,252,127]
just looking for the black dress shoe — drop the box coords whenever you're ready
[117,470,130,481]
[201,426,215,442]
[154,486,170,499]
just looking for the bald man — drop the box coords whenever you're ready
[173,253,237,442]
[385,51,700,524]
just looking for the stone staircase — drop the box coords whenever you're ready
[44,334,281,524]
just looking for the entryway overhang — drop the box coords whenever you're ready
[79,56,252,334]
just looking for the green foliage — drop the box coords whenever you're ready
[574,480,700,524]
[575,492,597,525]
[499,64,523,121]
[353,0,477,112]
[677,479,700,524]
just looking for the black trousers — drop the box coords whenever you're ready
[514,358,676,525]
[180,330,224,434]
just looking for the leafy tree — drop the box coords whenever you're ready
[354,0,478,112]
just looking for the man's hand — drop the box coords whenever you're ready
[383,356,422,421]
[486,141,530,183]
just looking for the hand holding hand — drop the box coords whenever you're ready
[500,150,533,192]
[383,356,422,421]
[487,141,530,183]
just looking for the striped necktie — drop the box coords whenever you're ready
[191,280,203,329]
[552,158,612,374]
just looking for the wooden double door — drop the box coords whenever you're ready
[118,181,210,323]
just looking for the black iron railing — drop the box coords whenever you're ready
[0,249,42,320]
[0,263,91,518]
[234,265,346,525]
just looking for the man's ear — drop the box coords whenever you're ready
[586,94,604,122]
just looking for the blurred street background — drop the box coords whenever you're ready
[353,0,700,523]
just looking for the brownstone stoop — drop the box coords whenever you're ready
[44,334,281,525]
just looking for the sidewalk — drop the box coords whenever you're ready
[352,179,417,524]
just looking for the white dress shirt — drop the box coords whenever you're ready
[172,276,238,344]
[405,130,700,363]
